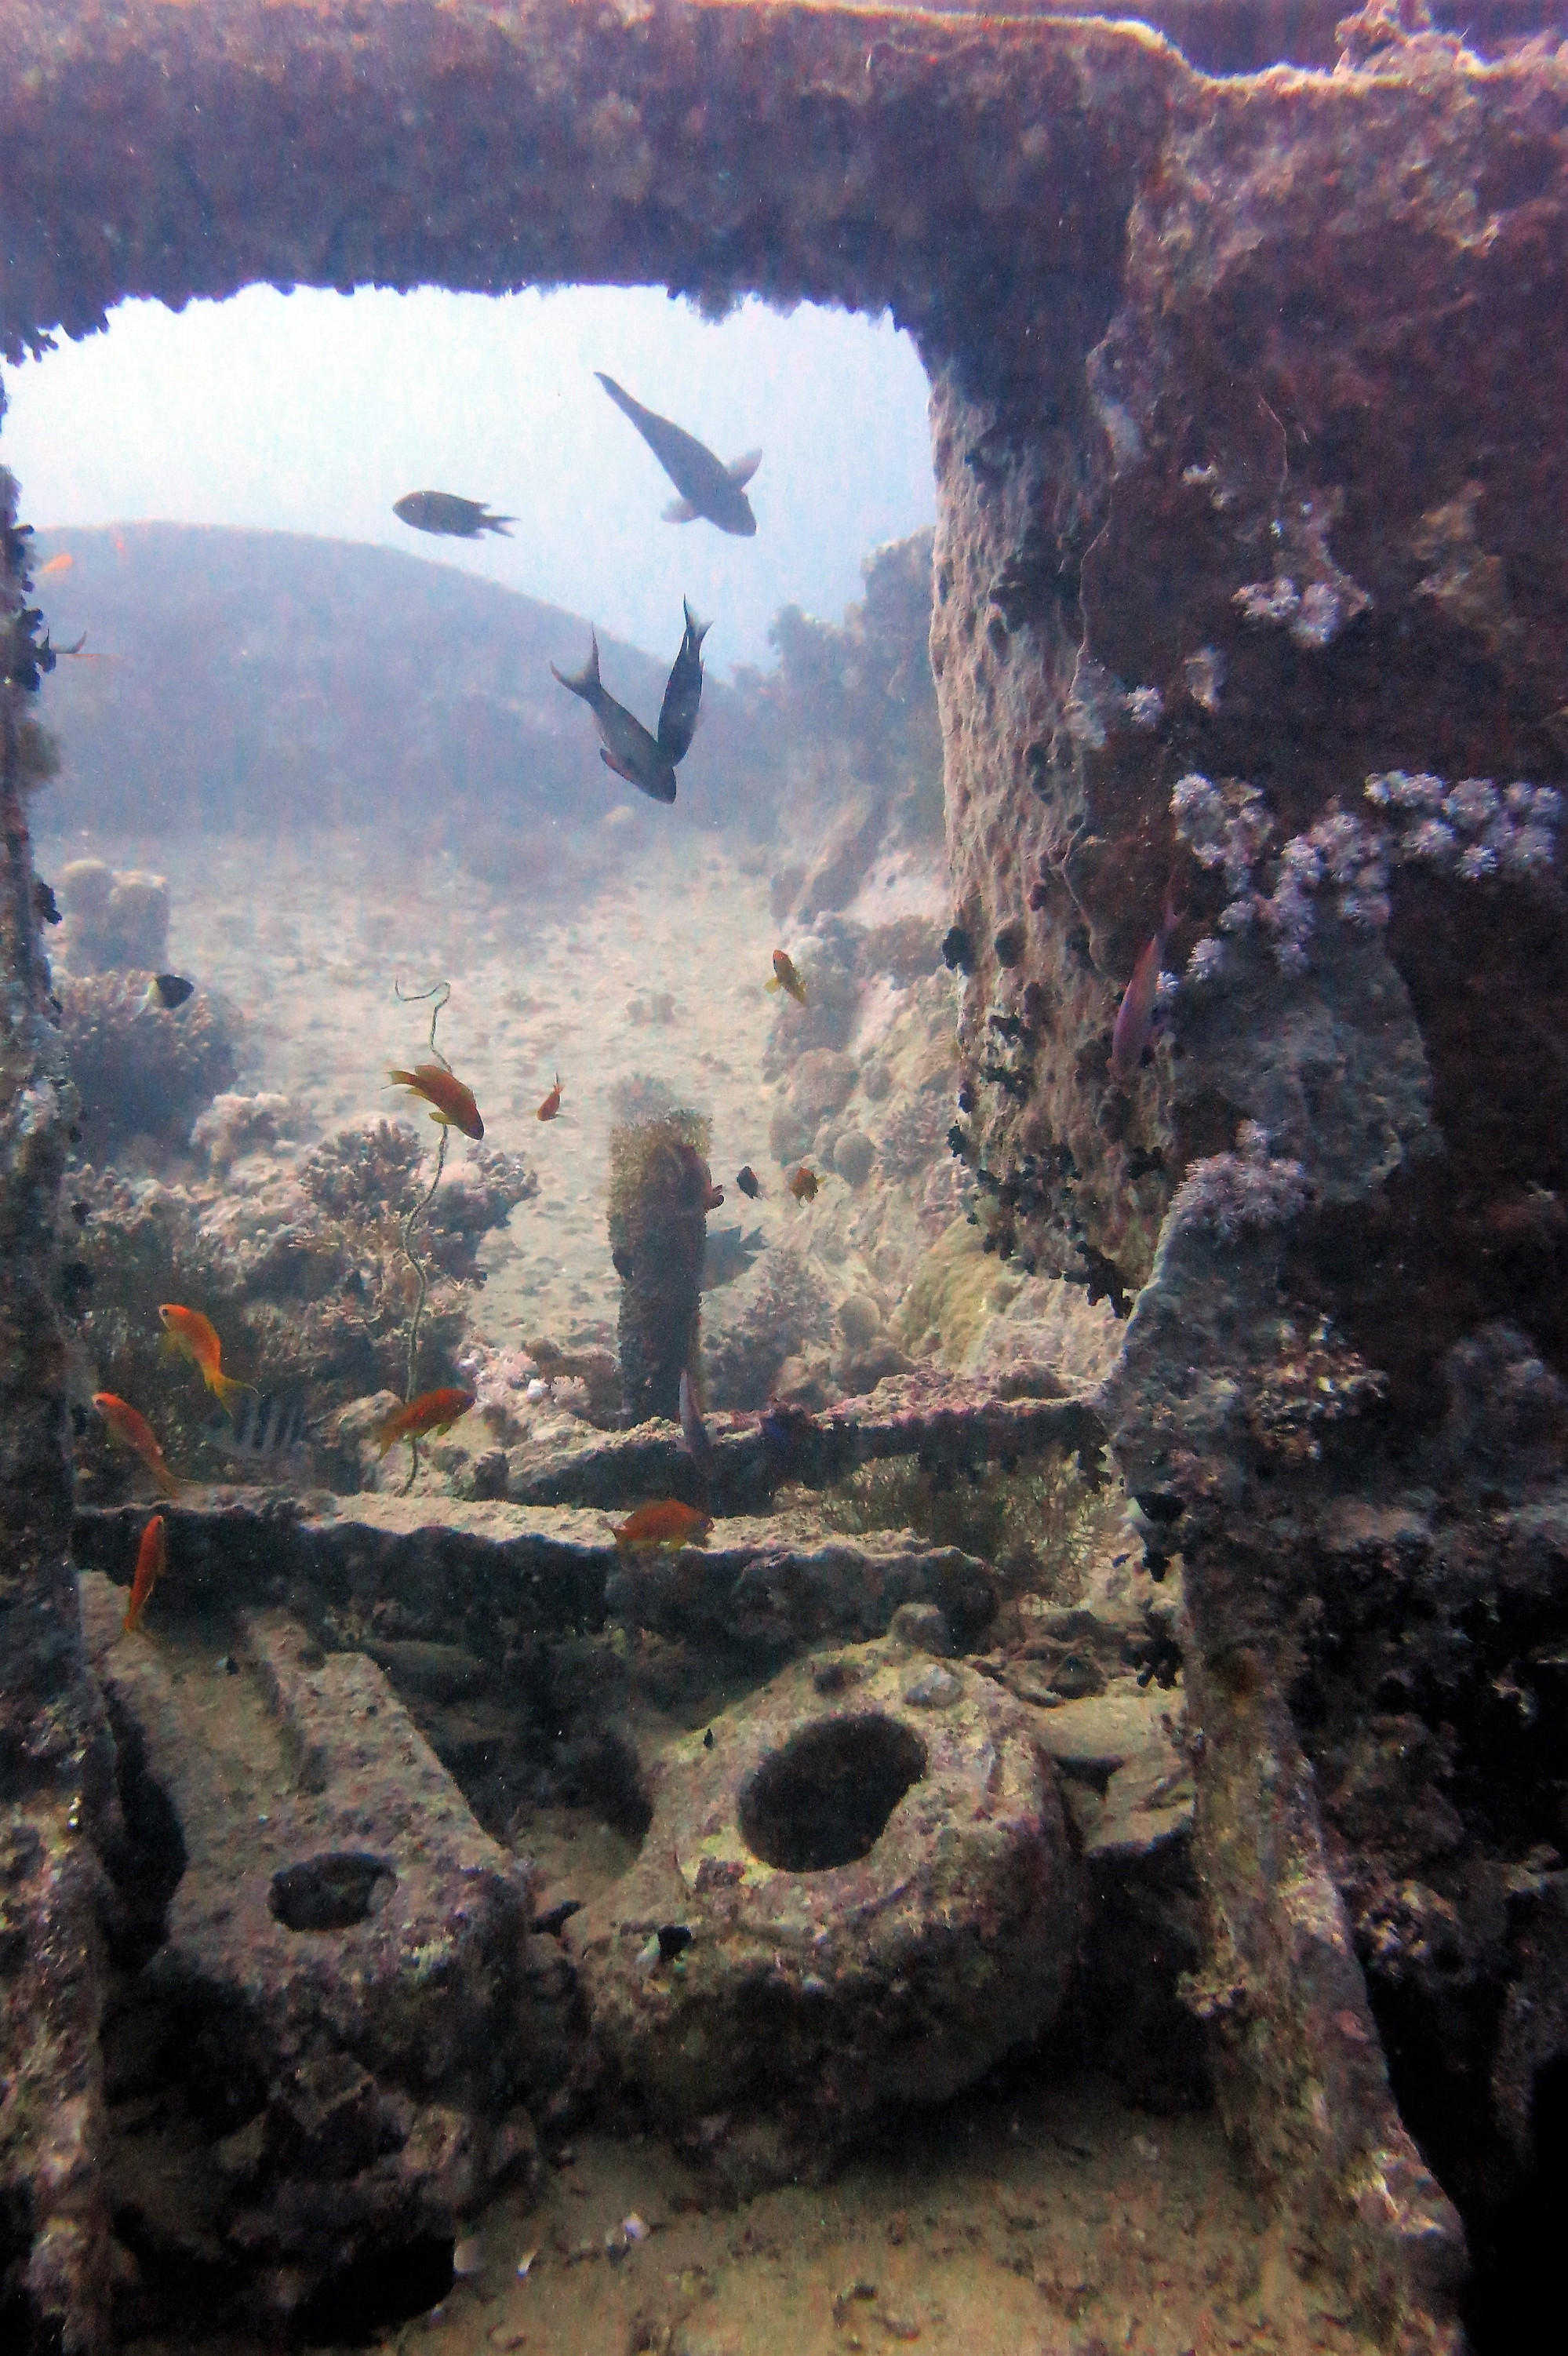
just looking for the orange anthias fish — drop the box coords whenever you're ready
[93,1393,180,1497]
[611,1499,714,1549]
[388,1062,485,1140]
[123,1515,167,1634]
[1110,885,1180,1084]
[373,1387,475,1457]
[158,1305,250,1408]
[766,949,808,1007]
[537,1072,563,1122]
[38,550,73,577]
[788,1166,820,1203]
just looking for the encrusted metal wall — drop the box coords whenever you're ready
[4,5,1567,2349]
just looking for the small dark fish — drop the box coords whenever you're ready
[788,1165,820,1203]
[35,880,61,926]
[735,1166,761,1200]
[703,1727,715,1750]
[657,599,711,765]
[136,973,195,1014]
[551,632,678,804]
[766,949,808,1007]
[595,373,760,537]
[204,1389,312,1475]
[657,1924,694,1961]
[700,1225,766,1291]
[1110,885,1179,1084]
[678,1366,715,1480]
[536,1898,584,1939]
[393,490,515,540]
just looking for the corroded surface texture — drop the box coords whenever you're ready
[81,1579,539,2332]
[937,30,1568,1304]
[0,0,1173,379]
[1,472,113,2345]
[573,1642,1078,2181]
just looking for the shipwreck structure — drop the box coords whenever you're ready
[4,2,1568,2350]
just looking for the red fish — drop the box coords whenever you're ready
[1110,887,1179,1084]
[372,1387,475,1458]
[537,1072,563,1122]
[387,1063,484,1139]
[611,1500,714,1549]
[788,1165,820,1203]
[93,1393,180,1497]
[38,551,73,577]
[159,1304,250,1408]
[123,1515,167,1634]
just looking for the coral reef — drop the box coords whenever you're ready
[71,1117,533,1493]
[60,972,239,1159]
[608,1112,715,1426]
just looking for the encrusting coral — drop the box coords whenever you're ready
[609,1110,717,1424]
[58,971,239,1157]
[69,1116,536,1493]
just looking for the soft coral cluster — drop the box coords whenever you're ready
[1173,767,1563,990]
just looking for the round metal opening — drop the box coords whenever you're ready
[739,1714,927,1872]
[267,1852,396,1932]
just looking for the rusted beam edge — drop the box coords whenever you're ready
[1184,1654,1469,2354]
[0,0,1180,370]
[69,1493,998,1642]
[512,1384,1110,1509]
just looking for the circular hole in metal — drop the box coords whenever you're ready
[268,1852,396,1932]
[739,1714,927,1873]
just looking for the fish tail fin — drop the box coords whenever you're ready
[662,498,698,524]
[212,1371,253,1411]
[486,515,516,537]
[551,632,602,698]
[683,598,712,646]
[726,449,762,487]
[594,372,635,417]
[387,1067,417,1089]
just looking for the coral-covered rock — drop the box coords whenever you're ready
[60,973,239,1156]
[57,858,170,974]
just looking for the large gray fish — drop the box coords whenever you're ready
[595,374,760,537]
[551,632,678,804]
[657,599,711,764]
[394,490,515,540]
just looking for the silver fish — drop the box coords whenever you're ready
[203,1390,312,1477]
[393,490,515,540]
[551,632,677,805]
[678,1367,715,1480]
[657,599,711,766]
[595,373,760,537]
